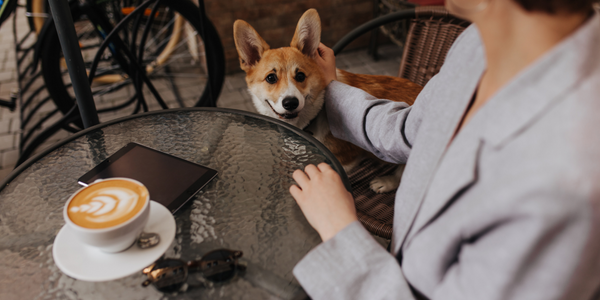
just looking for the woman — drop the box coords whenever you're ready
[289,0,600,299]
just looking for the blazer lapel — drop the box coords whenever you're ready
[402,13,600,247]
[391,26,486,254]
[406,129,482,244]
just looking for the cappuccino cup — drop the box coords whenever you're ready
[63,178,150,253]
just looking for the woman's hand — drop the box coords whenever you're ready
[290,163,357,242]
[314,43,338,84]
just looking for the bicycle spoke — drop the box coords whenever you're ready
[88,64,122,74]
[163,65,185,107]
[149,57,205,76]
[143,52,204,62]
[147,33,204,74]
[149,73,208,79]
[91,79,133,97]
[143,15,177,52]
[80,44,103,51]
[146,31,172,54]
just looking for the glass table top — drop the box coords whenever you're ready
[0,108,347,299]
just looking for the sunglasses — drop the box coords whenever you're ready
[141,248,245,292]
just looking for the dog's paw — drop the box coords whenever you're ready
[369,176,400,194]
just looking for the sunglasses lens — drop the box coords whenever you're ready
[144,259,188,292]
[200,249,243,282]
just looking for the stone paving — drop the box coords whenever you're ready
[0,8,403,182]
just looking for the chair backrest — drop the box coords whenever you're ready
[398,6,470,86]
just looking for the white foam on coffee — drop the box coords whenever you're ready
[69,187,141,224]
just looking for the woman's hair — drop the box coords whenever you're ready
[513,0,595,14]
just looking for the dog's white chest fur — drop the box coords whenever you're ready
[304,109,329,144]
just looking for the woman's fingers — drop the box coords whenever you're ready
[289,184,303,199]
[292,169,310,187]
[315,46,326,61]
[316,43,326,57]
[304,164,321,179]
[293,164,323,189]
[317,43,333,57]
[317,162,332,173]
[314,43,337,84]
[316,44,334,63]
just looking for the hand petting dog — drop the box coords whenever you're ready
[315,43,337,85]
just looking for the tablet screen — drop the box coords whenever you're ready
[78,143,218,213]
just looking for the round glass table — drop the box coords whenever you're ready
[0,108,349,299]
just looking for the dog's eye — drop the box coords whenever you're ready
[266,74,278,84]
[295,72,306,82]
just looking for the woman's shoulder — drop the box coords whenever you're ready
[440,24,483,67]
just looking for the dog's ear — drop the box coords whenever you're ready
[233,20,270,71]
[291,9,321,58]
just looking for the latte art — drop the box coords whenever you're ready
[67,179,149,229]
[70,187,139,221]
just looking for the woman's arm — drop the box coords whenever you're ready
[294,221,417,300]
[315,43,435,164]
[289,163,417,299]
[291,169,600,300]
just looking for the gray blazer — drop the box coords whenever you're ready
[293,13,600,300]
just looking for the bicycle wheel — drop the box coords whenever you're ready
[40,0,225,120]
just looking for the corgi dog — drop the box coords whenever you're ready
[233,9,422,193]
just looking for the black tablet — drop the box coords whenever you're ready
[78,142,218,214]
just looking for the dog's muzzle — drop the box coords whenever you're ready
[266,100,298,119]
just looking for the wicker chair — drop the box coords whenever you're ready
[399,6,470,85]
[332,6,470,239]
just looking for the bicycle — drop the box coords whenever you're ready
[35,0,225,117]
[26,0,202,88]
[15,0,226,164]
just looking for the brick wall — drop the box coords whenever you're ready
[204,0,378,74]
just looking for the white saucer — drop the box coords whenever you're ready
[53,200,176,282]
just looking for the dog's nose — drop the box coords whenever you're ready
[282,97,299,111]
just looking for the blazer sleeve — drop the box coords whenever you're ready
[325,25,479,164]
[293,221,417,300]
[325,77,436,164]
